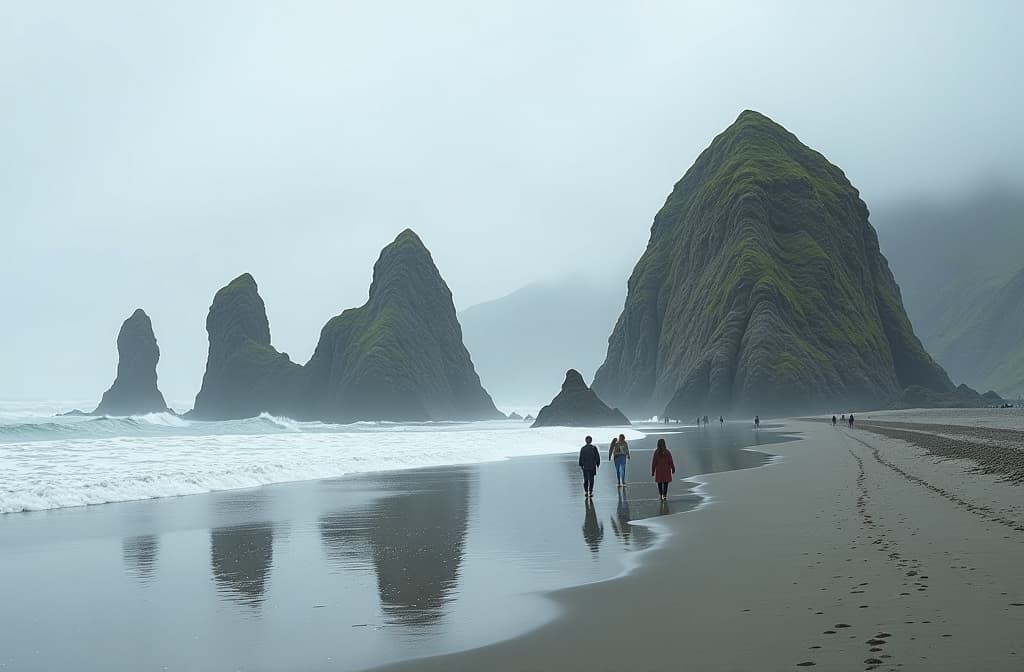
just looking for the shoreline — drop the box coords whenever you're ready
[370,413,1024,672]
[0,423,786,672]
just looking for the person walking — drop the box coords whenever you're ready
[719,415,725,426]
[754,415,760,430]
[608,433,631,487]
[848,413,855,428]
[832,415,837,427]
[579,435,600,498]
[651,438,676,502]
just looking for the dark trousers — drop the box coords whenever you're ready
[582,469,596,493]
[657,482,669,496]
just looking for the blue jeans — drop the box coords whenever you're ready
[614,456,627,482]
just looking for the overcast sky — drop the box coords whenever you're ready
[2,0,1022,403]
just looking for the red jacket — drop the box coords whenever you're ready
[651,448,675,483]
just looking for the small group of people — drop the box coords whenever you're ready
[578,435,676,501]
[831,413,855,428]
[694,415,726,427]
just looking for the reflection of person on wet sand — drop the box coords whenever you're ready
[610,488,632,543]
[582,499,604,554]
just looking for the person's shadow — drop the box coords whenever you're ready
[582,499,604,555]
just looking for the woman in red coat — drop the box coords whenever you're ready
[651,438,676,501]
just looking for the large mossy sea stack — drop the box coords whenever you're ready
[531,369,630,428]
[304,229,502,422]
[593,110,957,417]
[93,309,169,415]
[191,230,501,422]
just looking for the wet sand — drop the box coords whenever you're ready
[0,424,786,671]
[373,412,1024,672]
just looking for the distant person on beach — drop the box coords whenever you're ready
[579,436,600,498]
[841,414,846,423]
[754,415,760,429]
[609,434,630,487]
[651,438,676,501]
[848,414,855,428]
[832,415,837,427]
[719,415,724,426]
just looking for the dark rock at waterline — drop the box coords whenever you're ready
[593,109,958,418]
[58,409,90,417]
[92,309,169,416]
[190,230,501,422]
[189,274,305,420]
[523,414,534,422]
[304,229,502,422]
[532,369,630,428]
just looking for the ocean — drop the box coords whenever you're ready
[0,401,641,514]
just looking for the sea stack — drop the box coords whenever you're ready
[190,273,304,420]
[191,231,501,422]
[93,309,169,416]
[593,110,957,417]
[531,369,630,428]
[305,229,502,422]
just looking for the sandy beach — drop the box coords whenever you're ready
[0,424,789,671]
[373,410,1024,672]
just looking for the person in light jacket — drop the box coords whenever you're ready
[651,438,676,501]
[609,434,630,487]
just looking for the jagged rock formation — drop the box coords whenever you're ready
[191,230,500,422]
[532,369,630,428]
[93,309,169,415]
[304,229,500,422]
[190,274,304,420]
[507,411,523,420]
[594,110,960,417]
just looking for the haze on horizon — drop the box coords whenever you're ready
[2,1,1022,403]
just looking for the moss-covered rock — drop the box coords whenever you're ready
[190,274,305,420]
[191,231,500,422]
[532,369,630,428]
[93,309,169,416]
[593,110,957,417]
[305,229,501,422]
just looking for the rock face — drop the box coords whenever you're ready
[305,229,501,422]
[191,230,500,422]
[593,110,956,418]
[93,309,169,416]
[190,273,304,420]
[532,369,630,428]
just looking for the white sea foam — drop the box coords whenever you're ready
[0,410,643,513]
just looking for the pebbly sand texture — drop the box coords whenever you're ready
[371,410,1024,672]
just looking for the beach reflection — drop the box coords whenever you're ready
[319,468,470,627]
[581,499,604,554]
[122,535,158,582]
[609,490,656,550]
[209,522,275,609]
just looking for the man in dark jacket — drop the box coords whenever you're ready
[578,436,601,498]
